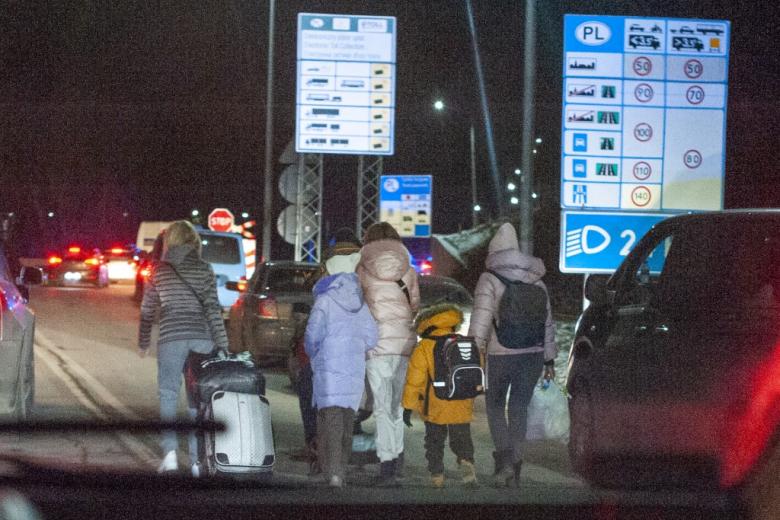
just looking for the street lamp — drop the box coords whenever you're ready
[510,196,519,205]
[241,212,250,219]
[507,182,516,191]
[433,99,479,228]
[514,168,521,176]
[535,137,542,144]
[191,209,200,217]
[47,211,54,218]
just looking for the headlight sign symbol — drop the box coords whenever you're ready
[565,225,611,258]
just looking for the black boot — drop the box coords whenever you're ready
[493,450,513,487]
[491,451,502,475]
[512,461,523,488]
[394,452,404,479]
[375,460,398,487]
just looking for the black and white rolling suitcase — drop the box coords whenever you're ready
[203,390,275,476]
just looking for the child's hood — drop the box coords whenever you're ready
[415,303,464,335]
[313,272,364,313]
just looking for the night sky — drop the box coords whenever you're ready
[1,1,778,264]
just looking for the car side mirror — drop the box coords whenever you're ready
[19,266,43,286]
[584,274,611,305]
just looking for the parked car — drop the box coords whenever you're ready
[566,210,780,491]
[102,246,140,283]
[45,246,109,287]
[0,243,42,419]
[133,241,162,303]
[226,261,323,363]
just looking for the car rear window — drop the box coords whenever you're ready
[199,234,240,265]
[658,221,779,310]
[266,267,321,292]
[103,250,135,260]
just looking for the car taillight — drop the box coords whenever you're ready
[237,276,248,292]
[258,297,278,318]
[420,260,433,275]
[68,246,81,254]
[48,256,63,265]
[140,266,152,279]
[110,247,124,254]
[84,257,100,266]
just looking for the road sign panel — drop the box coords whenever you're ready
[379,175,432,238]
[560,211,669,273]
[296,13,396,156]
[562,14,729,214]
[208,208,235,233]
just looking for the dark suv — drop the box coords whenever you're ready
[566,210,780,491]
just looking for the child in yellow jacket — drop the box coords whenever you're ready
[402,303,478,488]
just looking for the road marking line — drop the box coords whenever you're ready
[35,331,141,420]
[34,333,158,468]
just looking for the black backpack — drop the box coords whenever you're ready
[429,334,484,401]
[488,270,547,349]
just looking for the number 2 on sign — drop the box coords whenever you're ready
[619,230,636,256]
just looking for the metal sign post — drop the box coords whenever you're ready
[356,156,383,240]
[294,154,323,263]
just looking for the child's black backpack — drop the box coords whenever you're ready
[429,334,484,401]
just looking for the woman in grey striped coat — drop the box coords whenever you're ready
[138,220,228,475]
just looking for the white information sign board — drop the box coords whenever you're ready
[296,13,396,155]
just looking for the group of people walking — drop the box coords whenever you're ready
[303,221,557,488]
[138,219,557,489]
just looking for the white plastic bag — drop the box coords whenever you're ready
[525,380,570,442]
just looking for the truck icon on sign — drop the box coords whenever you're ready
[629,34,661,49]
[696,24,724,35]
[673,36,704,51]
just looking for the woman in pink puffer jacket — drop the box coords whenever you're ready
[357,222,419,486]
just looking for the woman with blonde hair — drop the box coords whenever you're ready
[138,220,228,476]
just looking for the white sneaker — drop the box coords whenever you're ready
[157,450,178,473]
[329,475,344,488]
[191,462,201,478]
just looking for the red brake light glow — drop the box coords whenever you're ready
[258,297,278,318]
[68,246,81,254]
[237,276,248,292]
[48,256,63,265]
[420,260,433,274]
[111,247,124,254]
[140,266,152,279]
[84,257,100,266]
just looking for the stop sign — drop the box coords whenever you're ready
[207,208,235,232]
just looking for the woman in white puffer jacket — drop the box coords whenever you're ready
[357,222,419,486]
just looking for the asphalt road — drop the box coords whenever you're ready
[0,283,762,517]
[2,283,591,497]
